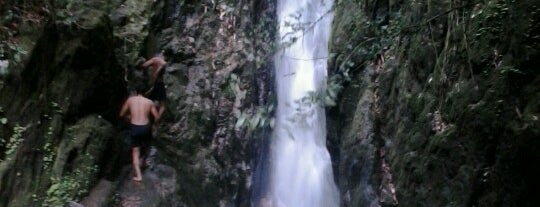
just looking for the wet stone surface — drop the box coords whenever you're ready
[115,164,179,207]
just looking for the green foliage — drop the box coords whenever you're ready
[43,153,98,206]
[0,106,6,125]
[52,0,114,28]
[1,124,26,161]
[6,43,28,63]
[42,125,55,170]
[228,74,243,96]
[301,75,344,108]
[235,104,275,131]
[231,73,275,130]
[44,176,81,206]
[468,0,513,64]
[42,103,64,169]
[0,41,28,70]
[498,65,523,75]
[472,0,512,37]
[250,11,276,69]
[53,0,96,26]
[54,0,78,25]
[50,102,64,114]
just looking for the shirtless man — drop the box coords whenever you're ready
[119,82,160,181]
[142,53,167,117]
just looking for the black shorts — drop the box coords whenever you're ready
[129,124,152,148]
[149,82,166,102]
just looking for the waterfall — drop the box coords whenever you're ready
[269,0,339,206]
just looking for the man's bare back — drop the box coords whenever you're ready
[141,54,167,117]
[119,93,159,182]
[120,95,159,125]
[142,56,167,82]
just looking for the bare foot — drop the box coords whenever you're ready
[132,177,142,182]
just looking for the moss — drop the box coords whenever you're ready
[111,0,155,70]
[332,0,540,206]
[51,116,112,178]
[42,115,113,205]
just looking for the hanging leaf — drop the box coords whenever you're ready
[250,113,261,129]
[235,113,247,129]
[247,53,255,61]
[328,87,336,99]
[324,96,336,106]
[269,118,276,128]
[267,104,274,112]
[260,117,267,127]
[47,183,60,195]
[230,74,238,81]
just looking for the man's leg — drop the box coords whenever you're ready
[132,147,143,181]
[140,141,151,168]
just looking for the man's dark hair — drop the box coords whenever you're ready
[133,81,147,94]
[134,57,146,68]
[162,48,175,60]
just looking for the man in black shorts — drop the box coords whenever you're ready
[142,53,167,117]
[119,82,160,181]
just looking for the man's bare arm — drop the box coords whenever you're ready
[152,64,164,80]
[150,104,160,122]
[119,98,130,118]
[141,58,154,68]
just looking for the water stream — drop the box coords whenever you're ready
[270,0,339,206]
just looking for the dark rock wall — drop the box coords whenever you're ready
[0,2,126,204]
[330,0,540,206]
[144,0,275,206]
[1,0,275,206]
[5,0,538,206]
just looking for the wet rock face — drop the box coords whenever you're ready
[143,0,276,206]
[0,1,127,206]
[330,0,540,206]
[115,165,178,207]
[0,11,126,207]
[44,115,114,207]
[110,0,154,72]
[1,0,275,206]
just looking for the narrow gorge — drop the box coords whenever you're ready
[0,0,539,206]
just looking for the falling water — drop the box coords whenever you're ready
[270,0,339,207]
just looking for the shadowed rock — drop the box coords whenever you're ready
[116,164,179,207]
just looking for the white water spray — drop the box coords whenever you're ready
[270,0,339,207]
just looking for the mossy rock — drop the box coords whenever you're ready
[44,115,113,206]
[51,115,113,178]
